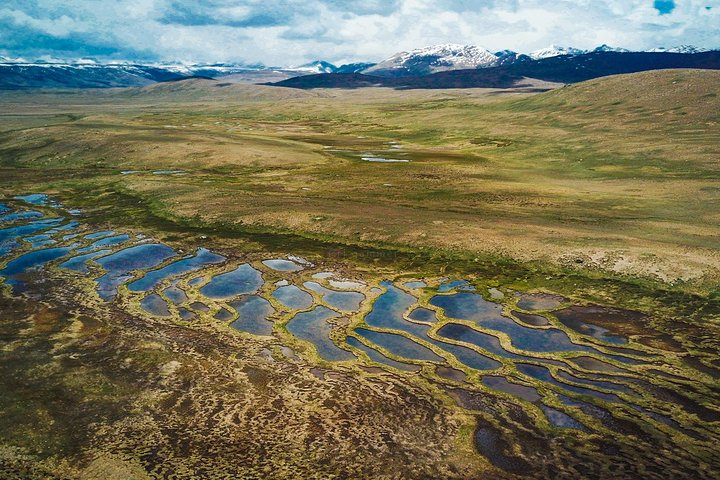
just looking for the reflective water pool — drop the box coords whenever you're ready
[200,264,263,299]
[482,376,541,403]
[304,281,364,312]
[347,336,420,372]
[408,307,438,323]
[163,284,188,305]
[128,248,225,292]
[228,296,275,336]
[0,244,76,291]
[365,282,500,370]
[140,294,171,317]
[14,194,49,205]
[354,328,443,363]
[262,258,304,272]
[84,230,114,240]
[76,234,131,253]
[286,306,354,361]
[432,293,598,354]
[272,285,314,310]
[94,243,176,300]
[554,306,630,345]
[59,249,112,273]
[0,211,45,223]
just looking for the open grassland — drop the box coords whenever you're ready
[0,69,718,290]
[1,70,720,479]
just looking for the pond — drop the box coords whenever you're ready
[286,306,354,361]
[272,284,314,310]
[76,234,131,253]
[347,336,420,372]
[94,243,176,300]
[200,264,263,299]
[365,282,500,370]
[163,284,188,305]
[354,328,443,363]
[432,293,599,354]
[140,294,171,317]
[262,258,304,272]
[128,247,225,292]
[59,249,112,273]
[304,281,364,312]
[228,296,275,336]
[0,244,77,291]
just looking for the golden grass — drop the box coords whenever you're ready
[0,69,718,285]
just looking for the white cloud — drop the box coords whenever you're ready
[1,0,718,65]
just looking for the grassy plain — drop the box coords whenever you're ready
[1,70,718,292]
[0,69,719,479]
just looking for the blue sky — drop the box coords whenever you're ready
[0,1,718,65]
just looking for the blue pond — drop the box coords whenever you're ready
[84,230,115,240]
[516,364,621,403]
[128,247,225,292]
[14,194,49,205]
[262,258,304,272]
[347,336,420,372]
[431,293,598,354]
[0,218,63,243]
[554,307,629,345]
[541,406,585,430]
[24,233,55,248]
[214,307,234,322]
[178,307,197,321]
[354,328,443,363]
[482,376,541,403]
[59,249,112,273]
[163,284,188,305]
[0,211,45,223]
[140,294,171,317]
[94,243,176,300]
[436,323,523,360]
[438,279,475,293]
[76,234,131,253]
[228,296,275,336]
[408,307,438,323]
[304,281,364,312]
[272,285,314,310]
[200,264,263,299]
[365,282,500,370]
[0,239,20,258]
[48,221,79,233]
[286,306,354,361]
[0,244,76,291]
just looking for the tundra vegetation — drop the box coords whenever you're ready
[0,69,718,479]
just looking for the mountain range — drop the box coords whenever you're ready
[273,50,720,90]
[0,44,717,89]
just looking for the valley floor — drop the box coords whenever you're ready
[0,69,719,479]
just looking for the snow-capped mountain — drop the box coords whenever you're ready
[494,50,532,65]
[529,45,586,60]
[648,45,709,54]
[364,44,500,77]
[293,60,337,74]
[592,44,630,53]
[1,43,717,89]
[335,62,376,73]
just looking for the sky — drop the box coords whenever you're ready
[0,1,718,66]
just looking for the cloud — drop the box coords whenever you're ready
[0,0,718,65]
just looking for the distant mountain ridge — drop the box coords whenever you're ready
[0,44,717,89]
[271,50,720,90]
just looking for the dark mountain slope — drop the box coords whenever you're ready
[272,51,720,89]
